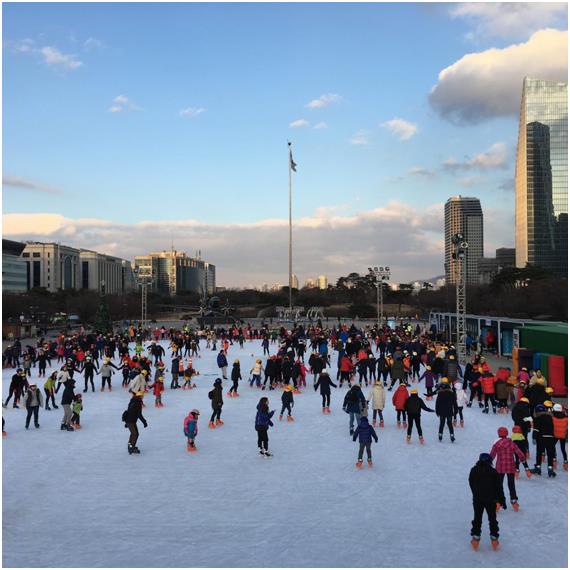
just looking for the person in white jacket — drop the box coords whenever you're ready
[129,370,148,394]
[368,380,386,427]
[454,381,468,427]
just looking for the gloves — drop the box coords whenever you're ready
[124,423,128,429]
[143,422,148,428]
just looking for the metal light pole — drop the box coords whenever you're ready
[368,266,391,328]
[451,234,468,363]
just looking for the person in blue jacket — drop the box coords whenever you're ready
[255,397,275,457]
[353,416,379,468]
[217,350,228,379]
[343,384,367,435]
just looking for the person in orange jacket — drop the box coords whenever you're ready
[392,381,409,428]
[552,403,568,471]
[339,354,353,387]
[481,372,497,414]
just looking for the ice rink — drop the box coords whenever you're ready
[2,339,567,567]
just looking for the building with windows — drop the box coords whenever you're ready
[79,250,131,294]
[515,77,568,276]
[444,196,484,286]
[304,278,316,289]
[133,250,216,296]
[317,275,328,290]
[22,242,81,292]
[291,274,299,289]
[2,239,28,292]
[478,248,516,285]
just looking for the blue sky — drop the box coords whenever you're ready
[3,2,568,286]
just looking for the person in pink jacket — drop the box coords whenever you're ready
[490,427,530,512]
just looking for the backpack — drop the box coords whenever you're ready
[121,410,128,423]
[208,389,214,400]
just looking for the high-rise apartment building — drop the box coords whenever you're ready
[515,77,568,276]
[444,196,484,285]
[317,275,328,290]
[134,250,216,296]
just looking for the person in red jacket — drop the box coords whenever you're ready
[490,426,529,511]
[481,372,497,414]
[552,404,568,471]
[149,375,165,408]
[392,382,409,428]
[339,355,353,387]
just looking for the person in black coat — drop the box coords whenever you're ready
[343,384,367,435]
[280,386,294,420]
[60,379,76,431]
[511,397,532,439]
[531,406,556,476]
[435,381,456,442]
[208,379,224,427]
[404,389,434,442]
[3,370,27,409]
[314,371,337,413]
[469,453,501,544]
[124,392,147,454]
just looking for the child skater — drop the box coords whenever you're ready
[280,384,294,421]
[70,394,83,429]
[352,415,378,468]
[454,381,468,427]
[228,359,242,397]
[184,409,200,452]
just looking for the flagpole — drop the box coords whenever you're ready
[288,142,293,314]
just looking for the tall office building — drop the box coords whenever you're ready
[134,250,216,296]
[515,77,568,276]
[2,239,28,292]
[317,275,328,290]
[444,196,484,285]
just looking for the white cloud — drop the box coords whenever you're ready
[39,46,83,70]
[314,121,328,129]
[450,3,568,41]
[289,119,309,128]
[443,142,508,172]
[2,202,448,285]
[83,37,105,51]
[408,166,436,178]
[349,130,369,145]
[381,118,418,140]
[180,107,206,118]
[9,39,83,72]
[458,176,486,188]
[305,94,342,109]
[108,95,142,113]
[3,175,62,194]
[429,28,568,124]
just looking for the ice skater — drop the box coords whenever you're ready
[353,416,378,468]
[184,409,200,452]
[255,397,275,457]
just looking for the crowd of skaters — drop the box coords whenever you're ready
[2,319,567,550]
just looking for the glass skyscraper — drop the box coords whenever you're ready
[515,77,568,276]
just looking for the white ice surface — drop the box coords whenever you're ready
[2,340,567,567]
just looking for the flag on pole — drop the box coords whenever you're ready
[289,146,297,172]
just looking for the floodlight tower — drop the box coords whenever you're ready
[368,266,391,328]
[451,233,468,362]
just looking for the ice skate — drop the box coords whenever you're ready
[372,420,377,427]
[379,420,384,427]
[226,391,233,397]
[259,448,265,456]
[511,500,519,512]
[66,425,74,431]
[279,414,283,421]
[548,467,557,478]
[350,428,354,436]
[406,435,411,444]
[531,465,541,475]
[490,537,499,551]
[438,433,443,442]
[133,446,141,454]
[450,435,455,443]
[74,423,81,429]
[128,444,134,455]
[46,405,51,411]
[264,450,273,457]
[564,461,568,471]
[367,459,373,468]
[215,419,224,426]
[208,421,216,429]
[419,436,424,444]
[187,443,197,453]
[460,420,464,427]
[470,536,480,551]
[325,407,331,414]
[2,431,6,438]
[355,459,363,469]
[402,422,407,428]
[287,415,294,422]
[525,468,532,478]
[397,421,401,428]
[234,392,239,397]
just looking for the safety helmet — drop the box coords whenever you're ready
[410,388,418,394]
[543,400,553,408]
[519,397,529,403]
[191,409,200,416]
[135,391,145,397]
[441,378,449,384]
[512,425,522,434]
[497,427,509,438]
[479,453,492,463]
[545,387,554,394]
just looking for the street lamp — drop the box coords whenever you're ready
[368,266,391,328]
